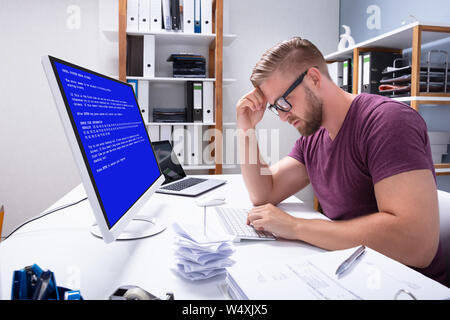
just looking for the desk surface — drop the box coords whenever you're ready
[0,174,326,300]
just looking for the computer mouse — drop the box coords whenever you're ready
[195,195,226,207]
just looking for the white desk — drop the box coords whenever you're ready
[0,174,326,300]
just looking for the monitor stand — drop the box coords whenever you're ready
[90,215,166,241]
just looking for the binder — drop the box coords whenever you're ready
[200,0,212,34]
[203,126,214,164]
[148,125,160,142]
[358,55,363,94]
[127,79,138,96]
[137,80,149,122]
[194,0,201,33]
[162,0,172,30]
[202,81,214,124]
[143,35,155,78]
[362,54,370,89]
[160,125,172,143]
[171,0,181,30]
[150,0,162,31]
[186,81,194,122]
[126,35,143,76]
[138,0,150,32]
[186,125,202,164]
[183,0,195,33]
[193,82,203,122]
[172,125,185,164]
[127,0,139,32]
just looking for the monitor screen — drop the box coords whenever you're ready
[49,57,161,228]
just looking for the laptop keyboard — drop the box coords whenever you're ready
[160,177,207,191]
[215,207,275,240]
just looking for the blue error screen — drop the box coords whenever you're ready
[53,60,161,228]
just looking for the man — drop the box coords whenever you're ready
[236,37,447,285]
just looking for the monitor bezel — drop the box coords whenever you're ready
[41,55,165,243]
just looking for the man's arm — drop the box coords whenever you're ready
[236,88,310,205]
[248,169,440,268]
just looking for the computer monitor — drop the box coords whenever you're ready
[42,55,165,243]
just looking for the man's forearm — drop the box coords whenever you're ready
[295,211,438,268]
[238,128,273,204]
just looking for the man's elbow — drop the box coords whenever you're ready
[408,235,439,269]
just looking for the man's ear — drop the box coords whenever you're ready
[308,67,321,88]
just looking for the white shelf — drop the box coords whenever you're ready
[103,29,237,46]
[392,96,450,103]
[126,76,236,83]
[127,30,237,46]
[436,168,450,175]
[325,22,450,61]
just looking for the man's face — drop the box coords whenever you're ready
[260,70,323,136]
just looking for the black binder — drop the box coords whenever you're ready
[171,0,181,30]
[126,35,143,77]
[186,81,194,122]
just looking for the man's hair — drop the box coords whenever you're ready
[250,37,330,87]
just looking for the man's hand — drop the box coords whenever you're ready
[236,88,267,131]
[247,203,300,240]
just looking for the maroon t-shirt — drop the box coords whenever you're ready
[288,93,447,285]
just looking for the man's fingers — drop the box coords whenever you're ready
[247,210,264,223]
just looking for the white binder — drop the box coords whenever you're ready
[127,0,139,32]
[160,125,172,143]
[186,125,202,164]
[143,35,155,78]
[161,0,172,30]
[200,0,212,34]
[148,125,160,142]
[183,0,195,33]
[358,55,363,94]
[202,81,214,124]
[137,80,149,122]
[138,0,150,32]
[172,125,185,164]
[150,0,162,31]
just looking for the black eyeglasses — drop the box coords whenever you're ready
[267,67,316,116]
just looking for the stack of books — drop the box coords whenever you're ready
[152,108,187,122]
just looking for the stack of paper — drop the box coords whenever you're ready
[172,222,235,281]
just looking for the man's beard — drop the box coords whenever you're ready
[291,86,323,136]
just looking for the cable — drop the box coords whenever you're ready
[1,197,88,241]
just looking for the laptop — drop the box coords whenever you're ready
[152,140,226,196]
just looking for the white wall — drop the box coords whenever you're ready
[0,0,339,236]
[0,0,114,236]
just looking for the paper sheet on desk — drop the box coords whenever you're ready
[227,247,450,300]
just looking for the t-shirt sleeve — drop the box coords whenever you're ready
[288,137,305,164]
[361,103,433,185]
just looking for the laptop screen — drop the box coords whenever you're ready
[152,140,186,185]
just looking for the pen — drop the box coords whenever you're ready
[335,245,366,277]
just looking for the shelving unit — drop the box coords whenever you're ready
[118,0,234,174]
[325,22,450,176]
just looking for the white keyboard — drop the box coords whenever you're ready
[215,207,275,241]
